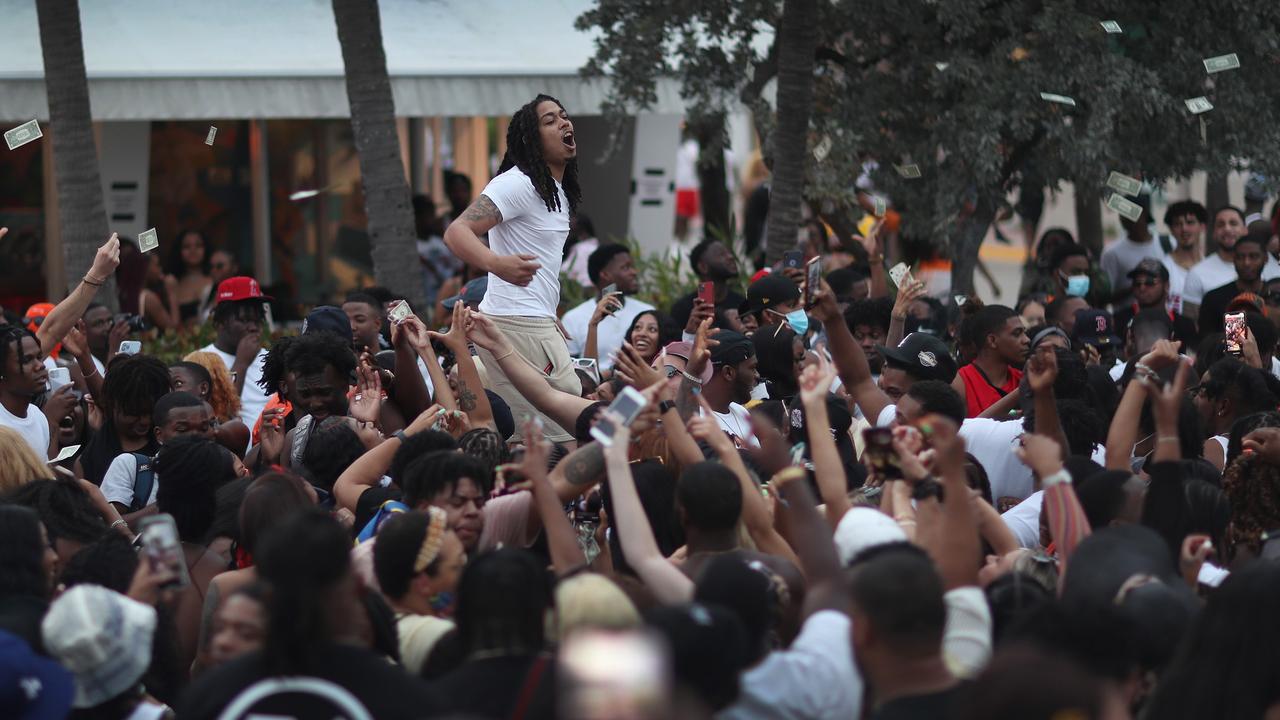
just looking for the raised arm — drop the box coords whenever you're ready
[603,420,694,604]
[443,195,540,287]
[333,405,445,512]
[857,219,890,300]
[467,312,590,432]
[612,345,703,470]
[797,353,853,528]
[1024,344,1068,460]
[887,279,927,349]
[427,305,494,429]
[402,316,455,412]
[583,292,622,362]
[1105,340,1182,470]
[773,468,848,617]
[1018,434,1090,575]
[920,423,981,590]
[37,234,120,358]
[809,281,893,424]
[521,420,587,575]
[390,321,432,419]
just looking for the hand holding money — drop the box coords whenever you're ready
[87,233,121,283]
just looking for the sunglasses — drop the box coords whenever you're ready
[1131,278,1161,288]
[663,365,680,378]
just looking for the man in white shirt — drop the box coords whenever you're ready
[0,326,56,459]
[443,94,582,443]
[560,244,654,370]
[1182,205,1280,322]
[700,331,760,447]
[1159,200,1208,314]
[1100,199,1165,305]
[101,392,214,517]
[199,277,272,430]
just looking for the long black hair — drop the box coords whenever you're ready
[0,505,49,599]
[499,94,582,216]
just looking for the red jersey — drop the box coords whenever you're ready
[958,363,1022,418]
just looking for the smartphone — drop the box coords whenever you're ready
[138,514,191,589]
[117,340,141,356]
[47,367,71,392]
[1225,312,1246,355]
[782,250,804,270]
[888,263,912,289]
[862,427,903,480]
[572,357,601,385]
[804,256,822,307]
[590,385,649,447]
[698,280,715,307]
[601,283,622,314]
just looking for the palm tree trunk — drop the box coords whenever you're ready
[689,112,731,242]
[35,0,113,308]
[1074,186,1103,260]
[762,0,818,266]
[332,0,425,311]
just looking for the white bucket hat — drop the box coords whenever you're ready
[41,585,157,708]
[833,507,908,566]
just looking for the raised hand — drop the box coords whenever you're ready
[687,316,719,378]
[492,253,541,286]
[684,297,715,335]
[688,395,736,453]
[406,404,447,435]
[258,407,286,464]
[613,342,663,390]
[1015,433,1064,479]
[1138,339,1182,371]
[88,233,121,282]
[891,279,927,321]
[61,325,90,360]
[1025,343,1058,395]
[797,346,836,406]
[348,360,383,425]
[465,312,506,352]
[426,303,472,353]
[1143,354,1192,430]
[590,291,623,326]
[808,279,841,324]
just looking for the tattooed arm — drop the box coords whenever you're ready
[443,195,542,287]
[452,348,494,430]
[549,441,605,503]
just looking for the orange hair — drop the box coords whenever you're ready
[183,350,242,422]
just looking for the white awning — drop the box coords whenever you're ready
[0,0,688,119]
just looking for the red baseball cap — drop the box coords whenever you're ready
[215,277,272,304]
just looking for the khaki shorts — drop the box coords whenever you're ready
[473,314,581,443]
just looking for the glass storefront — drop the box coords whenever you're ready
[0,133,46,314]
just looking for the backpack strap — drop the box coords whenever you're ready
[130,452,156,512]
[508,655,550,720]
[1158,234,1175,254]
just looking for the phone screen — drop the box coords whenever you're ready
[861,428,903,480]
[591,387,648,447]
[139,514,191,589]
[1225,312,1246,355]
[602,283,622,314]
[805,257,822,307]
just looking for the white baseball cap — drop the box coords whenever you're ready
[41,585,156,708]
[833,507,908,566]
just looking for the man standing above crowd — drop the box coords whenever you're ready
[561,244,653,370]
[1160,200,1208,313]
[444,94,582,443]
[200,277,272,429]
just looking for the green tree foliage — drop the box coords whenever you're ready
[578,0,1280,293]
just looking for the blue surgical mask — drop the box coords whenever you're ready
[784,309,810,336]
[1064,274,1090,297]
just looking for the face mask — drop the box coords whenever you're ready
[783,309,810,336]
[1064,274,1090,297]
[429,591,456,618]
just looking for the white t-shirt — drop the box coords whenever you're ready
[1001,490,1044,548]
[1183,253,1280,306]
[0,402,49,459]
[1100,236,1165,296]
[560,296,656,371]
[476,166,570,319]
[101,452,158,508]
[675,139,700,189]
[199,343,270,431]
[1161,255,1193,313]
[712,403,758,447]
[959,418,1033,502]
[719,611,862,720]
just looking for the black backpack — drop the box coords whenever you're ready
[130,452,156,512]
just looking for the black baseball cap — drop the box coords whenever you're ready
[442,277,487,310]
[1126,258,1169,282]
[302,306,349,337]
[709,330,755,367]
[741,275,800,317]
[875,333,958,383]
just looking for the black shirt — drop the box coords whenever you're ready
[871,682,967,720]
[427,654,556,720]
[179,643,438,720]
[669,288,747,332]
[1198,280,1257,337]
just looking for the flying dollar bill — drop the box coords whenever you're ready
[1040,92,1076,107]
[4,120,42,150]
[205,127,217,145]
[138,228,159,253]
[1100,20,1122,33]
[1107,193,1143,222]
[1106,171,1142,198]
[895,164,922,179]
[1203,53,1240,74]
[813,135,832,162]
[1185,97,1214,114]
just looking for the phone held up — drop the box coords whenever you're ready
[590,385,649,447]
[138,514,191,589]
[804,257,822,307]
[1225,312,1246,356]
[782,250,804,270]
[698,280,715,307]
[861,427,903,480]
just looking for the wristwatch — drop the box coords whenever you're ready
[658,400,677,415]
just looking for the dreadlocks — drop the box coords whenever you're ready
[499,94,582,216]
[101,354,172,419]
[0,325,37,382]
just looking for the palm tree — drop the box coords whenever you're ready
[35,0,114,308]
[332,0,426,311]
[763,0,818,265]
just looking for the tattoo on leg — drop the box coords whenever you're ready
[460,195,503,224]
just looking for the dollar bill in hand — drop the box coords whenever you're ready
[895,164,922,179]
[1107,193,1143,222]
[1040,92,1076,107]
[1100,21,1122,33]
[387,299,412,325]
[1185,97,1214,114]
[138,228,159,253]
[205,127,217,145]
[5,120,42,151]
[1105,171,1142,198]
[1203,53,1240,74]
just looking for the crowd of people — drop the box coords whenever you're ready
[2,93,1280,720]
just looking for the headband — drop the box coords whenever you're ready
[1031,326,1071,350]
[413,506,450,574]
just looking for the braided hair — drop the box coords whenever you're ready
[0,324,37,382]
[101,354,172,420]
[499,94,581,215]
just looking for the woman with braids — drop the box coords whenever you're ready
[76,353,172,486]
[444,93,583,444]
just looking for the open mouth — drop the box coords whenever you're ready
[562,130,575,149]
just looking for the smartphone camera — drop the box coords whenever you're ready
[115,313,151,332]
